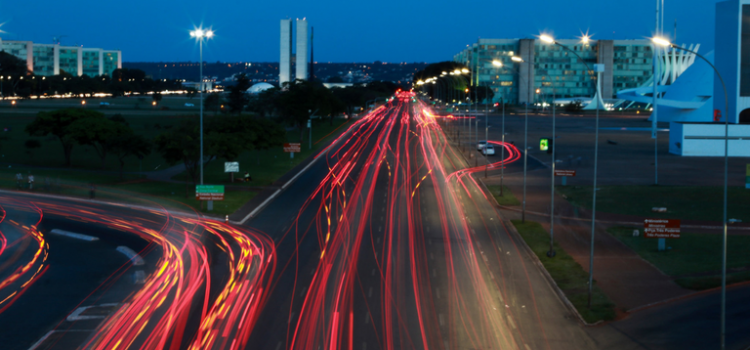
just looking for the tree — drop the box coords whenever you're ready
[327,76,344,83]
[25,108,102,167]
[68,116,129,169]
[227,74,251,114]
[186,88,197,99]
[24,139,41,159]
[205,92,223,114]
[109,132,151,180]
[565,99,584,113]
[154,120,201,195]
[277,80,337,142]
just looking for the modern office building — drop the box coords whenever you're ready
[0,38,121,77]
[279,18,310,84]
[279,19,293,85]
[295,19,309,81]
[453,38,654,105]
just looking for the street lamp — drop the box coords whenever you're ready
[541,33,603,299]
[190,26,214,189]
[492,56,523,192]
[652,36,730,350]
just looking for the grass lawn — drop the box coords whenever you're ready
[486,185,520,206]
[0,167,254,217]
[512,220,616,323]
[608,226,750,290]
[173,118,351,186]
[557,185,750,223]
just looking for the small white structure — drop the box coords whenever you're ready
[247,83,275,94]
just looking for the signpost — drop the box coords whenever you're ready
[554,169,576,186]
[225,162,239,182]
[540,138,549,151]
[644,219,681,251]
[284,143,301,159]
[196,185,225,201]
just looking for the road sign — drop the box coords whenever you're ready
[224,162,239,173]
[539,138,549,151]
[196,185,225,201]
[643,219,680,239]
[746,164,750,189]
[554,170,576,177]
[283,143,301,153]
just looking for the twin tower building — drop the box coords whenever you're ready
[280,19,311,85]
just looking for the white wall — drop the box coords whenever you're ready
[670,122,750,156]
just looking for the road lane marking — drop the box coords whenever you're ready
[432,269,437,278]
[50,229,99,242]
[439,313,445,326]
[116,246,145,266]
[372,269,376,276]
[288,312,295,324]
[376,237,380,244]
[276,342,283,350]
[368,286,373,298]
[507,315,516,329]
[365,312,370,324]
[436,288,440,299]
[430,252,434,260]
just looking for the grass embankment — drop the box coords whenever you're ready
[557,185,750,223]
[512,220,616,323]
[486,185,521,206]
[174,118,350,186]
[608,227,750,290]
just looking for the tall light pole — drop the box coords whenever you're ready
[190,27,214,189]
[540,33,601,296]
[653,37,730,350]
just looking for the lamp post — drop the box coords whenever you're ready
[653,37,730,350]
[540,33,601,291]
[190,26,214,204]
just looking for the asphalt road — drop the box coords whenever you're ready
[245,98,595,349]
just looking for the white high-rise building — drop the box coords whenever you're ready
[279,19,293,85]
[295,19,309,81]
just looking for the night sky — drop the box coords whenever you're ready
[0,0,721,63]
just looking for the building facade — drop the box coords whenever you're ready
[453,38,653,105]
[279,18,310,85]
[0,38,121,77]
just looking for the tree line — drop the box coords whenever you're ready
[24,109,286,188]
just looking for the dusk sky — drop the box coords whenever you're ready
[0,0,720,63]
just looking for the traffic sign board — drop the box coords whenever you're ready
[196,185,225,201]
[224,162,239,173]
[540,138,549,151]
[554,170,576,177]
[283,143,301,153]
[644,219,680,238]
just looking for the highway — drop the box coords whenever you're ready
[0,192,275,350]
[245,95,594,349]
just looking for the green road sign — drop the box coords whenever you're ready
[196,185,225,201]
[540,138,549,151]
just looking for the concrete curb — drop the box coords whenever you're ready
[233,117,362,225]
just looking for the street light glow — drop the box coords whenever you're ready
[492,60,502,67]
[651,37,672,47]
[539,34,555,44]
[581,35,590,44]
[461,68,469,73]
[511,56,524,62]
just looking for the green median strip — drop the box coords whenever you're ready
[486,185,521,206]
[511,220,616,323]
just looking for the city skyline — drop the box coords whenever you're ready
[0,0,720,63]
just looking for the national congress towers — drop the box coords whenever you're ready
[280,19,309,85]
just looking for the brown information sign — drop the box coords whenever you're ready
[554,170,576,177]
[644,219,681,238]
[283,143,301,153]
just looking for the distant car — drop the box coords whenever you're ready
[477,140,487,150]
[99,102,110,106]
[482,144,495,156]
[184,103,195,107]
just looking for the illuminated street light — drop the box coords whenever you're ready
[581,35,590,44]
[461,68,469,73]
[190,26,214,194]
[511,56,524,62]
[651,36,671,47]
[492,60,502,67]
[539,34,555,44]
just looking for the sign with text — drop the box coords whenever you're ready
[644,219,681,238]
[554,170,577,177]
[224,162,239,173]
[195,185,225,201]
[283,143,301,153]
